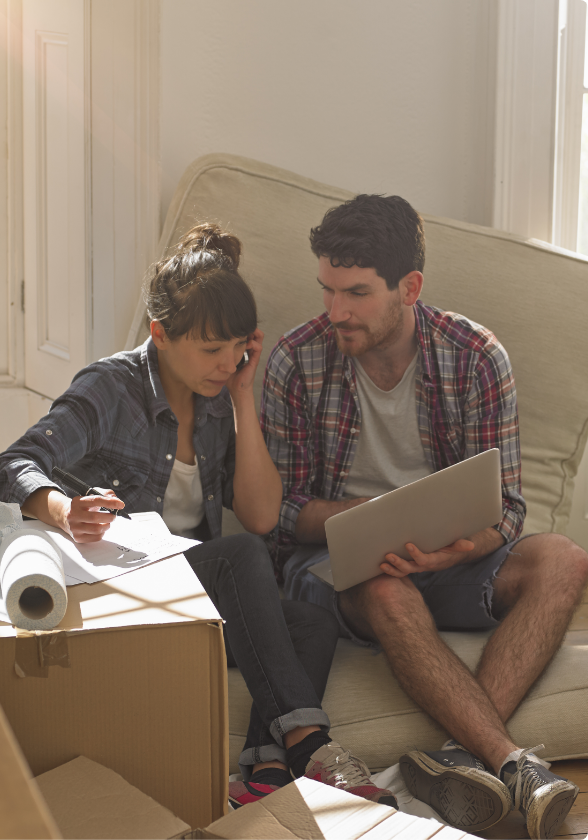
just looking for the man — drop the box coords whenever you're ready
[261,194,588,839]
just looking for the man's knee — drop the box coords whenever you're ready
[495,533,588,604]
[342,573,423,620]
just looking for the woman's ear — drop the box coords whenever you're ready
[150,320,168,349]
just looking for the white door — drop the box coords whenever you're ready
[22,0,88,399]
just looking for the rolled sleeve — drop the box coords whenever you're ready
[0,374,116,507]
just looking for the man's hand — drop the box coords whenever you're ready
[380,538,476,578]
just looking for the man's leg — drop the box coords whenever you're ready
[338,573,518,774]
[475,534,588,721]
[338,536,587,837]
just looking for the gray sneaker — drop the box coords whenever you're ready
[502,745,579,839]
[400,747,511,832]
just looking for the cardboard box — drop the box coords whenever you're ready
[194,777,479,840]
[0,555,229,832]
[35,755,191,839]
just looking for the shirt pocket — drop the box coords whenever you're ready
[97,461,149,509]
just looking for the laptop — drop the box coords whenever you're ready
[309,448,503,591]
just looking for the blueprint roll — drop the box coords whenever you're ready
[0,529,68,630]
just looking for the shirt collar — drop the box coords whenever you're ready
[413,300,434,385]
[141,337,233,424]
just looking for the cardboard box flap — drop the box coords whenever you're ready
[199,778,398,839]
[198,778,480,840]
[35,755,191,839]
[360,810,444,839]
[0,703,61,839]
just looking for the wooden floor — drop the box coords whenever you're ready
[475,759,588,839]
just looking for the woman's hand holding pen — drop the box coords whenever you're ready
[23,486,125,543]
[61,488,125,542]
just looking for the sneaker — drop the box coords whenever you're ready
[400,747,511,832]
[228,780,282,809]
[302,741,398,808]
[502,745,579,839]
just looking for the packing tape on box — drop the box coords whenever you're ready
[0,529,68,631]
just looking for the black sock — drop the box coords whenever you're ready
[500,760,517,783]
[249,767,292,788]
[286,730,332,779]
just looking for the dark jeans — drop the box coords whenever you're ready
[184,533,339,777]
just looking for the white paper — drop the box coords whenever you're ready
[23,515,199,584]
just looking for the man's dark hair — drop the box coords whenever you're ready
[309,194,425,290]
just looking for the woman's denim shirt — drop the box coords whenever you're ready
[0,338,235,538]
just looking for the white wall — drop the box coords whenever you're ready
[160,0,496,228]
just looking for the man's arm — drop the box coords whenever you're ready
[382,339,520,575]
[294,496,371,543]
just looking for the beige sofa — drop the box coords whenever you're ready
[128,153,588,772]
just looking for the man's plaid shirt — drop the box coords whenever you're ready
[261,300,526,574]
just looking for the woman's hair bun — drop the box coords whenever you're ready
[178,222,241,269]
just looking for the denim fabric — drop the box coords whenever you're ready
[0,338,234,539]
[283,538,526,644]
[184,533,339,778]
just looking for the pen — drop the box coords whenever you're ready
[51,467,130,518]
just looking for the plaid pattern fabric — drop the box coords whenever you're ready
[261,301,525,572]
[0,338,235,538]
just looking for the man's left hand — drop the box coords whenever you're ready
[380,539,475,577]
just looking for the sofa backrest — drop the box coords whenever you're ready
[127,153,588,537]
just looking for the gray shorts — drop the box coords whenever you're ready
[282,537,527,649]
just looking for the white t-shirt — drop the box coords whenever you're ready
[162,456,205,538]
[344,353,433,499]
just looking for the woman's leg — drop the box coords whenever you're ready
[184,534,337,772]
[224,599,340,773]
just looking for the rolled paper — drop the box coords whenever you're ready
[0,529,68,630]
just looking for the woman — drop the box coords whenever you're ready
[0,224,397,809]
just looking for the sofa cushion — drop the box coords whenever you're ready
[228,634,588,774]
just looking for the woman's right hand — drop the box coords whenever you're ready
[60,489,125,542]
[24,487,125,543]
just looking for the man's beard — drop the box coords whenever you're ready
[333,298,404,357]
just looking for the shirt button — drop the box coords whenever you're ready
[200,455,206,461]
[112,480,120,487]
[165,453,172,460]
[156,496,161,503]
[45,429,53,436]
[196,416,201,421]
[350,428,358,434]
[340,471,347,476]
[207,494,214,501]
